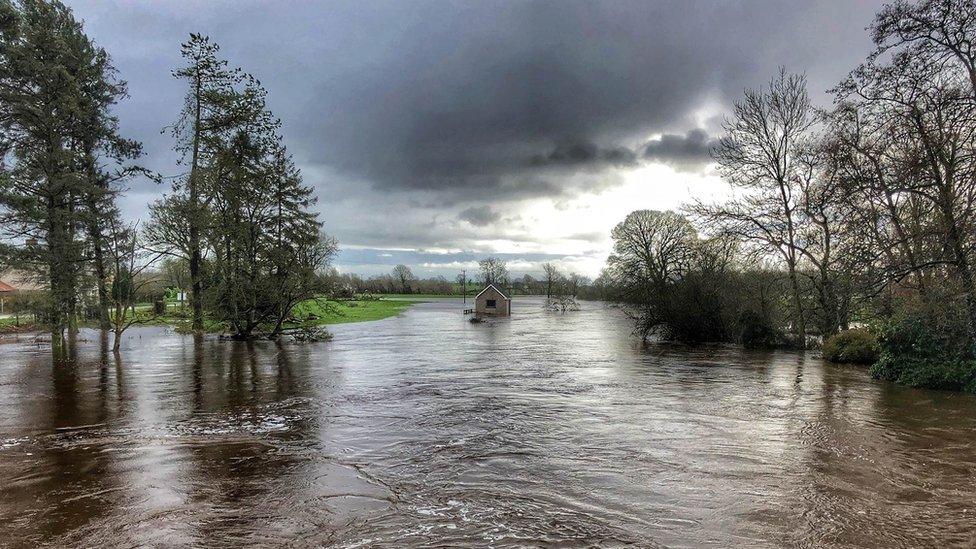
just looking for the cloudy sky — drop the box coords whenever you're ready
[68,0,884,279]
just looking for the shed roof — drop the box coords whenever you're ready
[475,283,510,300]
[0,281,14,292]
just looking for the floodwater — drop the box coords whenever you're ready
[1,298,975,548]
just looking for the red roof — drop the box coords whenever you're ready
[0,281,16,292]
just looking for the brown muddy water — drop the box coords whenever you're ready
[1,297,975,548]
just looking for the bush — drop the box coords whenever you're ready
[822,328,878,365]
[869,311,976,393]
[739,309,781,349]
[871,356,976,392]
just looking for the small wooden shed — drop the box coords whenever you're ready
[474,283,511,316]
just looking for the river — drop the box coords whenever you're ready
[1,297,974,548]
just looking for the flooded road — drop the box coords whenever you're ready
[1,297,975,548]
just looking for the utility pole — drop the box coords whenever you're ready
[460,269,467,304]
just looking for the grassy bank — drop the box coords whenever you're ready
[146,298,427,331]
[292,298,426,324]
[59,297,430,335]
[0,317,40,334]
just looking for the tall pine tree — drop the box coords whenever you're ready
[0,0,139,353]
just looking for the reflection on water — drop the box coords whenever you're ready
[1,297,975,547]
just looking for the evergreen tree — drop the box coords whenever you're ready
[0,0,139,352]
[148,38,331,339]
[163,33,248,331]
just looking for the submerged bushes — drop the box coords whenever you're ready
[822,328,878,365]
[870,311,976,393]
[739,309,782,349]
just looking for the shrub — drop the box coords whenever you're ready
[871,356,976,393]
[869,311,976,393]
[739,309,781,349]
[822,328,878,365]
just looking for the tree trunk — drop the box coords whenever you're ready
[786,260,806,347]
[189,72,205,332]
[48,195,68,358]
[945,211,976,357]
[89,222,111,330]
[84,166,112,330]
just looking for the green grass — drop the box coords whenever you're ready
[0,297,426,336]
[144,297,423,331]
[293,298,427,324]
[0,317,43,334]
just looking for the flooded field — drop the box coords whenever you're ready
[1,297,975,548]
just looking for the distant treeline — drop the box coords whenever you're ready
[324,260,591,297]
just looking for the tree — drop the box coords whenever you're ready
[693,70,815,345]
[479,257,508,286]
[71,26,142,330]
[268,233,336,338]
[871,0,976,94]
[0,0,139,353]
[207,125,324,339]
[542,262,560,299]
[824,102,936,299]
[834,0,976,355]
[264,147,333,337]
[105,220,160,351]
[793,139,858,336]
[159,258,191,301]
[167,33,252,332]
[392,264,414,293]
[567,272,588,297]
[456,269,468,300]
[606,210,697,340]
[147,36,329,340]
[145,194,195,265]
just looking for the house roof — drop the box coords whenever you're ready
[0,281,15,292]
[0,270,45,291]
[475,283,510,300]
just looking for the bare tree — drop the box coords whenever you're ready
[693,69,814,344]
[567,272,588,297]
[542,262,561,299]
[835,3,976,354]
[606,210,697,340]
[106,221,161,352]
[392,264,414,294]
[825,103,937,297]
[479,257,508,286]
[159,258,191,307]
[871,0,976,94]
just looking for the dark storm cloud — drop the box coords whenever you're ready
[68,0,885,251]
[529,141,637,168]
[282,0,882,201]
[642,129,720,172]
[458,205,502,227]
